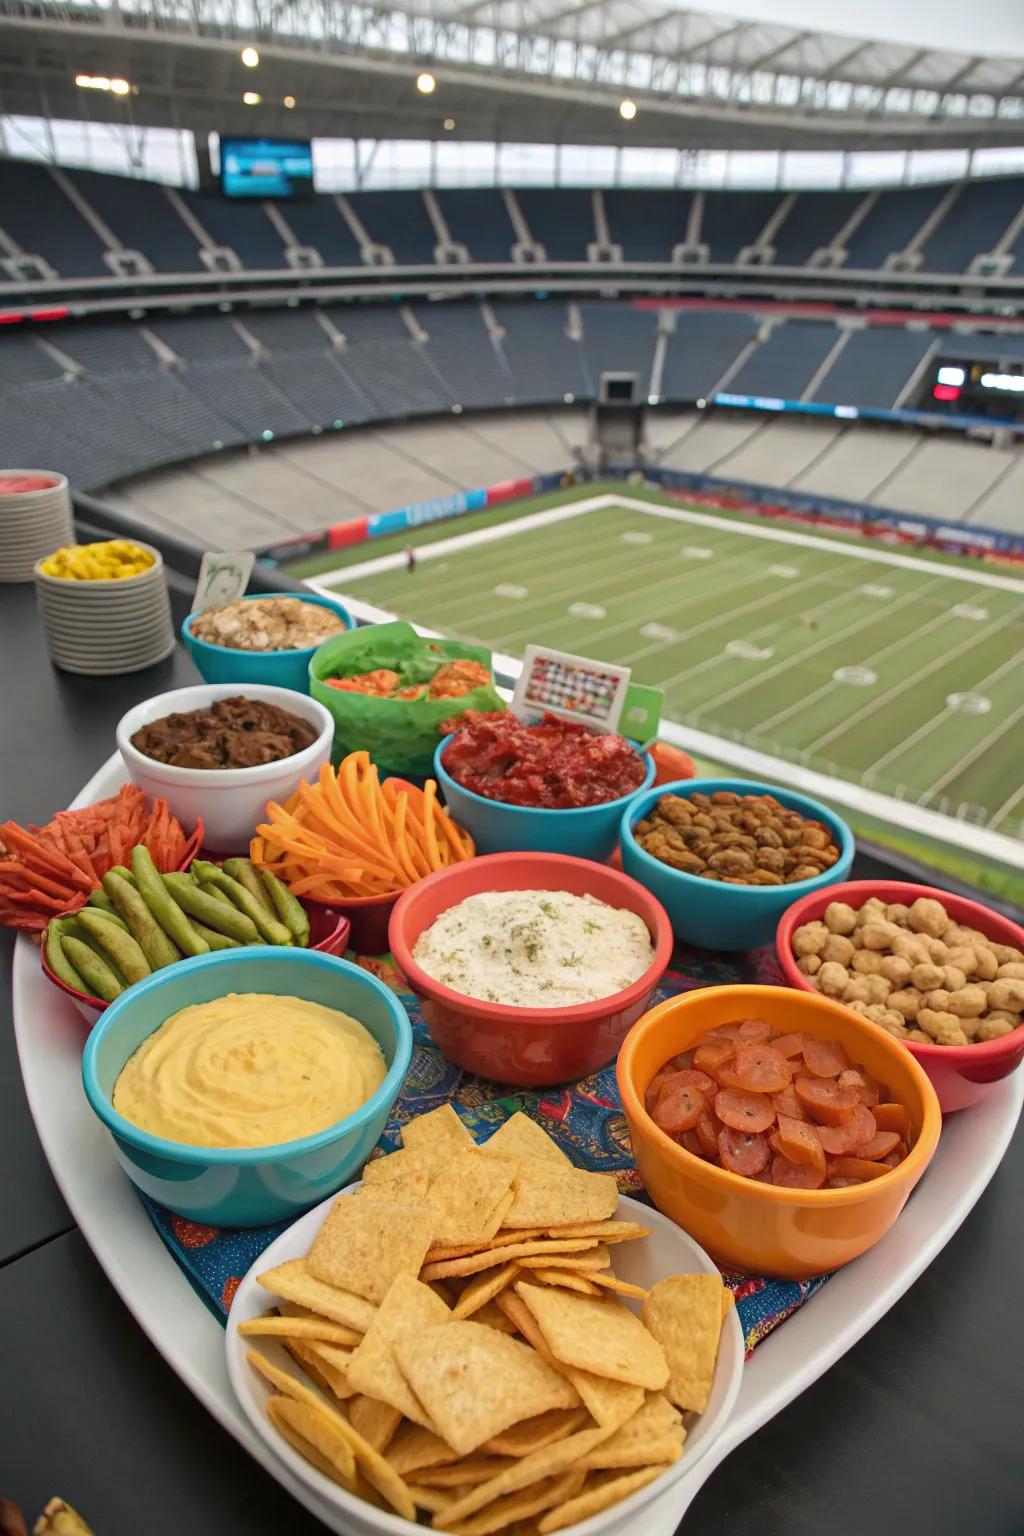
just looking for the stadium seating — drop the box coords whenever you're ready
[810,326,936,410]
[0,161,109,277]
[578,304,660,391]
[412,303,515,409]
[177,187,290,268]
[489,300,590,402]
[841,184,944,269]
[516,189,594,259]
[602,190,694,262]
[347,191,437,264]
[701,191,782,263]
[660,311,760,401]
[278,197,363,266]
[919,178,1024,273]
[64,168,201,273]
[770,191,864,266]
[434,189,517,262]
[727,320,840,400]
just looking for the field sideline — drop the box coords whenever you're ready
[308,492,1024,839]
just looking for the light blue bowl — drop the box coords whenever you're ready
[182,591,353,695]
[435,734,655,862]
[81,947,412,1227]
[620,778,855,952]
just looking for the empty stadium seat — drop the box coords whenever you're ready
[347,191,437,264]
[727,320,840,400]
[148,315,252,362]
[434,190,516,262]
[842,184,943,269]
[0,334,65,385]
[919,178,1024,272]
[178,188,290,268]
[239,309,333,354]
[489,300,589,401]
[659,311,760,401]
[64,169,201,273]
[0,161,109,277]
[701,191,782,263]
[516,190,594,259]
[602,190,693,261]
[42,321,158,374]
[278,198,364,265]
[182,358,314,437]
[262,353,376,428]
[413,303,514,409]
[810,327,936,409]
[770,191,863,266]
[579,305,659,393]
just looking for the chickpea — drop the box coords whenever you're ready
[924,937,949,964]
[922,989,951,1013]
[984,1010,1021,1028]
[851,949,886,975]
[996,962,1024,981]
[986,978,1024,1013]
[945,945,978,976]
[976,1017,1016,1042]
[917,1008,969,1047]
[860,921,901,951]
[823,901,857,936]
[878,954,912,988]
[942,966,967,993]
[887,987,921,1021]
[817,961,849,999]
[855,898,887,928]
[842,977,873,1005]
[991,943,1024,967]
[959,1015,982,1043]
[892,934,932,967]
[797,954,822,977]
[793,921,828,958]
[885,902,911,926]
[823,933,855,966]
[865,974,892,1004]
[910,963,945,992]
[972,947,999,981]
[907,897,949,939]
[907,1028,932,1044]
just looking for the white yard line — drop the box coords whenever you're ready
[799,603,1023,754]
[863,641,1024,779]
[920,696,1024,800]
[989,780,1024,832]
[308,492,1024,594]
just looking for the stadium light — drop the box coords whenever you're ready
[443,117,455,130]
[76,74,134,95]
[243,91,261,105]
[110,78,131,96]
[241,47,259,68]
[417,72,436,94]
[619,99,637,121]
[283,95,296,108]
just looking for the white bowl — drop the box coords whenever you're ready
[226,1185,743,1536]
[116,682,335,854]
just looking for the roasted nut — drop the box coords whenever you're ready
[918,1008,969,1046]
[907,897,949,939]
[945,946,978,975]
[942,966,967,993]
[793,921,829,957]
[887,987,921,1021]
[991,943,1024,967]
[861,921,902,951]
[891,934,932,966]
[817,961,849,998]
[910,962,945,992]
[996,961,1024,981]
[879,954,912,987]
[988,978,1024,1013]
[885,903,911,926]
[855,898,887,927]
[976,1017,1016,1041]
[907,1028,932,1044]
[851,950,886,976]
[797,953,822,976]
[922,989,951,1013]
[823,933,855,966]
[823,901,857,935]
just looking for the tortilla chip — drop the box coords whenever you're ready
[526,1268,600,1295]
[347,1394,403,1453]
[432,1425,617,1528]
[429,1279,458,1306]
[394,1320,580,1457]
[239,1314,362,1347]
[265,1393,357,1483]
[284,1341,354,1403]
[482,1113,571,1168]
[403,1104,475,1153]
[266,1395,356,1489]
[493,1293,643,1432]
[722,1288,736,1319]
[502,1164,619,1230]
[583,1271,649,1300]
[515,1283,668,1391]
[411,1485,459,1514]
[421,1238,598,1282]
[536,1464,669,1532]
[484,1408,588,1458]
[257,1258,377,1332]
[428,1149,519,1247]
[247,1346,342,1414]
[472,1299,520,1335]
[584,1434,684,1472]
[452,1262,521,1320]
[517,1246,610,1272]
[308,1196,436,1305]
[346,1274,450,1428]
[545,1221,650,1243]
[297,1341,357,1400]
[362,1145,450,1200]
[581,1393,685,1470]
[642,1275,725,1415]
[386,1423,460,1478]
[413,1456,516,1488]
[427,1229,546,1264]
[440,1470,585,1536]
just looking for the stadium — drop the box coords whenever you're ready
[2,0,1023,899]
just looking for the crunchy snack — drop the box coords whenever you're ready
[40,538,153,580]
[793,896,1024,1045]
[190,596,345,651]
[247,1106,730,1532]
[635,789,840,885]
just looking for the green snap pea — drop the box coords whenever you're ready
[86,888,119,916]
[199,880,235,907]
[102,871,180,970]
[46,919,88,992]
[62,917,127,979]
[193,861,293,946]
[162,874,261,944]
[108,865,136,887]
[82,904,128,932]
[188,919,241,951]
[259,868,310,948]
[62,936,123,1003]
[223,858,276,918]
[75,907,152,985]
[131,845,209,958]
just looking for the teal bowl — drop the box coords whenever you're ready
[620,778,855,952]
[182,592,353,695]
[81,948,412,1227]
[435,734,654,862]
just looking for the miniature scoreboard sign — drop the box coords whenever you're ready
[513,646,632,733]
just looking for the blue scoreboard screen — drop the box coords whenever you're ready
[220,137,314,198]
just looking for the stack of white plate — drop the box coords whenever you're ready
[34,540,176,676]
[0,470,75,583]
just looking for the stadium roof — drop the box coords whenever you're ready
[1,0,1023,149]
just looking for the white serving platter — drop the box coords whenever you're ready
[226,1186,744,1536]
[12,751,1024,1536]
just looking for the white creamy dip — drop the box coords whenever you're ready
[411,889,655,1008]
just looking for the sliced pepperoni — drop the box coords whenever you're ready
[670,1050,696,1070]
[667,1068,719,1097]
[709,1023,745,1041]
[694,1039,738,1074]
[768,1031,812,1060]
[773,1114,826,1174]
[794,1076,860,1126]
[715,1087,775,1134]
[652,1082,705,1135]
[852,1130,902,1161]
[873,1103,910,1138]
[678,1129,706,1159]
[644,1066,678,1113]
[826,1156,890,1182]
[772,1084,807,1121]
[816,1105,877,1155]
[825,1176,864,1188]
[720,1043,792,1095]
[837,1069,880,1107]
[718,1127,769,1177]
[770,1152,825,1190]
[737,1018,773,1040]
[695,1105,722,1159]
[803,1038,850,1078]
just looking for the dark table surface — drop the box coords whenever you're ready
[1,579,1021,1535]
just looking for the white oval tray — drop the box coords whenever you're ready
[12,753,1024,1535]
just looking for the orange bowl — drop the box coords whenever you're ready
[617,984,941,1280]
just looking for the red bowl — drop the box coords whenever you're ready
[302,890,399,957]
[776,880,1024,1113]
[41,906,351,1030]
[389,851,673,1086]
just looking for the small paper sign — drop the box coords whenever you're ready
[620,683,663,745]
[513,645,631,734]
[194,551,255,613]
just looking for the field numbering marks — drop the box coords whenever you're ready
[833,666,878,686]
[726,639,775,661]
[494,583,528,599]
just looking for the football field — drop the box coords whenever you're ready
[309,494,1024,837]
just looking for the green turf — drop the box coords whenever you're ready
[303,492,1024,841]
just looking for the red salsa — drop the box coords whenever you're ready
[441,710,647,810]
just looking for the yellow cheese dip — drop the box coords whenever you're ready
[112,992,387,1149]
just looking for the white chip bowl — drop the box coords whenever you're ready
[226,1184,744,1536]
[116,682,334,854]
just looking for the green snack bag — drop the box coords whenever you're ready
[310,620,503,777]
